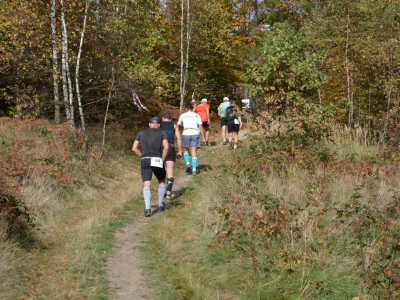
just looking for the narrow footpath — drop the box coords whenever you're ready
[106,128,248,299]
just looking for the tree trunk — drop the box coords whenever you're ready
[179,0,191,111]
[75,0,89,151]
[184,0,190,103]
[60,0,70,121]
[179,0,185,111]
[103,65,115,146]
[51,0,60,124]
[60,0,76,142]
[345,7,354,128]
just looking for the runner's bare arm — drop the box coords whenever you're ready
[174,124,183,155]
[199,124,206,144]
[238,115,243,128]
[162,139,169,161]
[132,140,141,158]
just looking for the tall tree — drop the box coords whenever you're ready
[75,0,90,149]
[303,0,400,128]
[51,0,61,124]
[60,0,76,141]
[242,23,326,111]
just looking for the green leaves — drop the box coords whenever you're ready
[242,23,326,104]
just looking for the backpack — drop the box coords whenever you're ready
[225,106,236,120]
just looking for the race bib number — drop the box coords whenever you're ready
[234,119,240,125]
[150,157,163,168]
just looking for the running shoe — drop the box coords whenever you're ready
[234,144,238,150]
[192,170,197,176]
[144,209,151,217]
[165,194,172,200]
[185,165,192,174]
[222,139,227,145]
[205,141,209,146]
[158,204,165,212]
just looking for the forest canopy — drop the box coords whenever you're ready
[1,0,399,144]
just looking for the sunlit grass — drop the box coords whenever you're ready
[142,122,400,299]
[0,117,142,299]
[2,116,400,299]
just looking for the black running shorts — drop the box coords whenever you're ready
[227,119,240,133]
[220,117,227,127]
[165,144,176,162]
[140,157,166,182]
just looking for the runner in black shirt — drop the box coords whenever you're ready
[132,117,169,217]
[161,112,183,199]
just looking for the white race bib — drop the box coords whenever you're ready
[150,157,163,168]
[234,119,239,125]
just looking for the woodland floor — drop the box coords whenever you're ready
[106,128,248,300]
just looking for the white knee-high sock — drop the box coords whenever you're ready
[158,184,165,206]
[143,187,151,210]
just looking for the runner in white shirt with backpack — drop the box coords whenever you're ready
[177,103,206,176]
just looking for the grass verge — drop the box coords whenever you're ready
[0,118,144,299]
[141,125,400,300]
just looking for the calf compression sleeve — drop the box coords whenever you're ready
[143,187,151,210]
[158,184,166,206]
[192,157,198,170]
[166,177,174,192]
[184,152,190,164]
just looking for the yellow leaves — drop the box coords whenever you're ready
[276,262,286,268]
[382,267,392,277]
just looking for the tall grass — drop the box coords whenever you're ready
[0,228,20,299]
[143,124,400,299]
[0,117,143,299]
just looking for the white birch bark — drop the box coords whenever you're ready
[51,0,60,124]
[184,0,190,103]
[179,0,191,111]
[345,5,354,127]
[179,0,185,111]
[60,0,77,141]
[103,66,115,146]
[75,0,89,150]
[60,0,70,121]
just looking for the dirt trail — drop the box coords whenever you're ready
[106,164,193,300]
[106,128,248,300]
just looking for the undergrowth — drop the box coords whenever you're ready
[144,122,400,300]
[0,117,141,299]
[2,114,400,299]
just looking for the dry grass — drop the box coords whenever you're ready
[142,122,400,299]
[0,117,144,299]
[2,115,399,299]
[0,229,19,299]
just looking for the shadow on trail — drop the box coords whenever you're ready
[196,164,213,172]
[166,186,194,209]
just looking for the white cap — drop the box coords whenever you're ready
[223,97,229,101]
[201,98,207,103]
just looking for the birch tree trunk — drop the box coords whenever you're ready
[60,0,76,141]
[60,0,70,121]
[179,0,191,111]
[75,0,89,150]
[179,0,185,111]
[51,0,60,124]
[184,0,190,104]
[103,65,115,146]
[345,5,354,127]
